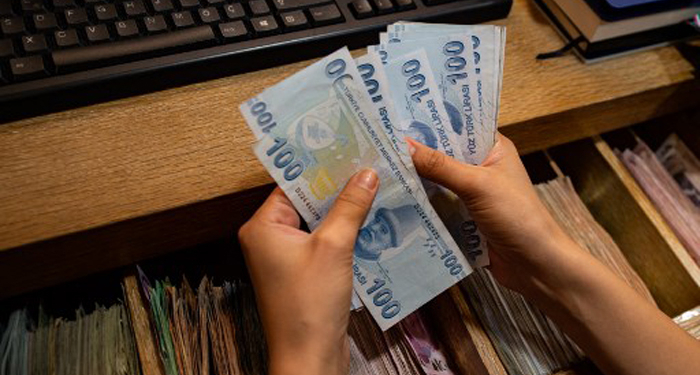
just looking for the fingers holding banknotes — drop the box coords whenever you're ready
[239,169,379,375]
[407,134,574,294]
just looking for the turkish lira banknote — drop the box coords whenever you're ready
[373,38,492,266]
[386,22,506,161]
[239,22,505,328]
[241,48,472,330]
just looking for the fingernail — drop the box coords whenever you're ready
[357,169,378,190]
[407,143,416,156]
[405,137,417,156]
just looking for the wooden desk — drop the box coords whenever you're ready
[0,0,698,298]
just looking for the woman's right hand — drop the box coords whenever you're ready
[407,134,579,294]
[407,134,700,375]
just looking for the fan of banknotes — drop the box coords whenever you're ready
[240,22,506,330]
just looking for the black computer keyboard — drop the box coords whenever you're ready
[0,0,511,121]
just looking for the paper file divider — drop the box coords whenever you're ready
[548,136,700,317]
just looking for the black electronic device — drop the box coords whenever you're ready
[0,0,512,121]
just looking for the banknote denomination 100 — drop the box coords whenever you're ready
[241,48,472,330]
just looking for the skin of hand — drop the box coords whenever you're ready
[238,169,379,375]
[407,133,700,375]
[406,134,572,294]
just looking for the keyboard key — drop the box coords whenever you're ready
[22,34,48,53]
[20,0,45,13]
[251,15,278,34]
[394,0,415,9]
[65,9,88,25]
[0,2,12,17]
[271,0,329,11]
[1,18,26,35]
[198,7,220,23]
[10,55,47,80]
[171,11,195,28]
[94,4,118,21]
[55,29,80,47]
[85,24,110,42]
[179,0,200,7]
[151,0,174,12]
[218,20,247,39]
[53,26,215,69]
[280,10,307,29]
[372,0,393,13]
[123,0,147,17]
[33,13,58,30]
[249,0,270,15]
[224,3,245,19]
[0,39,14,57]
[206,0,224,4]
[115,19,140,38]
[309,4,342,25]
[52,0,76,8]
[144,15,167,33]
[350,0,373,18]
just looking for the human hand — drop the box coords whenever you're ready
[410,135,700,375]
[238,169,379,375]
[407,134,579,295]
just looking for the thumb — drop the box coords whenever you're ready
[407,137,483,198]
[315,169,380,249]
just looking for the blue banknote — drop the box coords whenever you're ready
[379,35,486,165]
[240,48,472,330]
[355,52,418,180]
[377,48,489,267]
[386,22,506,162]
[381,48,461,160]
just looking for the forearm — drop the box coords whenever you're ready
[269,350,348,375]
[521,235,700,375]
[266,327,350,375]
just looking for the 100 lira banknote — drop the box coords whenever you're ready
[240,48,473,330]
[387,22,506,156]
[380,34,485,165]
[371,47,489,266]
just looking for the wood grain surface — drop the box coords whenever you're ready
[0,0,698,292]
[0,0,697,250]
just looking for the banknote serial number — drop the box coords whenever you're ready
[265,137,305,181]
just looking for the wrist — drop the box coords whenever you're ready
[268,333,350,375]
[517,232,604,317]
[515,226,590,302]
